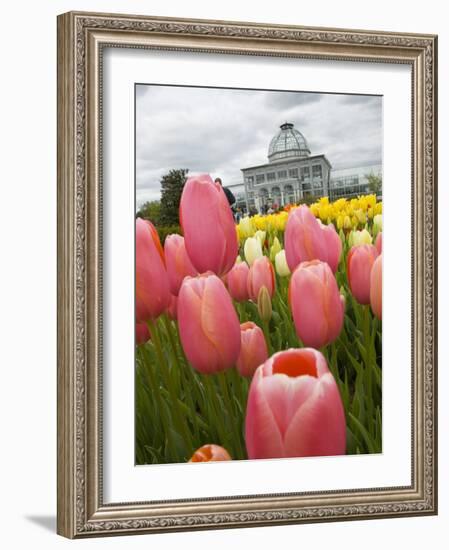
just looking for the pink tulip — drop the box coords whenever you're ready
[289,260,344,349]
[370,254,382,320]
[285,205,342,273]
[167,294,178,321]
[135,218,170,322]
[180,174,238,276]
[236,322,269,378]
[227,261,250,302]
[178,273,241,374]
[347,244,379,305]
[247,257,276,302]
[245,348,346,459]
[375,231,382,254]
[189,444,232,462]
[164,234,198,296]
[136,322,151,345]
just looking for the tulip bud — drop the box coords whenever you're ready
[254,230,266,247]
[236,322,269,377]
[135,218,171,323]
[189,444,232,462]
[244,237,263,266]
[177,273,241,374]
[269,236,282,261]
[239,216,253,239]
[245,349,346,459]
[274,250,291,277]
[347,244,379,305]
[257,286,272,322]
[247,256,276,302]
[227,261,250,302]
[350,229,373,247]
[284,205,341,273]
[164,234,198,296]
[370,254,382,319]
[289,260,344,349]
[180,174,238,276]
[373,214,383,235]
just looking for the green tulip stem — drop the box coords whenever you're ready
[218,371,245,460]
[148,318,193,458]
[162,314,201,444]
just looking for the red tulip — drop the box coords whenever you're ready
[164,234,198,296]
[375,231,382,254]
[245,348,346,459]
[236,322,269,378]
[370,254,382,319]
[136,322,151,345]
[227,261,250,302]
[135,218,170,322]
[285,205,341,273]
[189,444,232,462]
[247,257,275,302]
[289,260,344,349]
[347,244,379,305]
[180,174,238,276]
[178,273,241,374]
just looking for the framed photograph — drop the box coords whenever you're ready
[57,11,438,538]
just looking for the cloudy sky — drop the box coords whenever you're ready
[136,84,382,208]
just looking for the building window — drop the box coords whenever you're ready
[312,165,322,178]
[266,172,276,182]
[289,168,299,178]
[256,174,265,184]
[300,166,310,180]
[246,175,254,184]
[277,170,287,179]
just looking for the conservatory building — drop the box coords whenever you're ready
[241,122,332,213]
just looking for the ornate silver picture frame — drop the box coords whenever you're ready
[57,11,437,538]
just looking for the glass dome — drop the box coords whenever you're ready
[268,122,310,163]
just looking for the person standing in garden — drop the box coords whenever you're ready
[215,177,236,210]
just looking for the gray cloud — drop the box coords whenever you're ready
[135,85,382,207]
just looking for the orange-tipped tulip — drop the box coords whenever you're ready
[245,349,346,459]
[135,218,170,322]
[164,234,198,296]
[178,273,241,374]
[189,444,232,462]
[289,260,344,349]
[227,261,250,302]
[347,244,379,305]
[236,322,269,378]
[247,256,275,302]
[180,174,238,276]
[370,254,382,319]
[136,322,150,345]
[375,231,382,254]
[285,205,341,273]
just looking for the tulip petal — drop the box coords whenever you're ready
[284,373,346,457]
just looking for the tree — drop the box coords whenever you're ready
[136,200,161,225]
[365,173,382,196]
[159,169,189,226]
